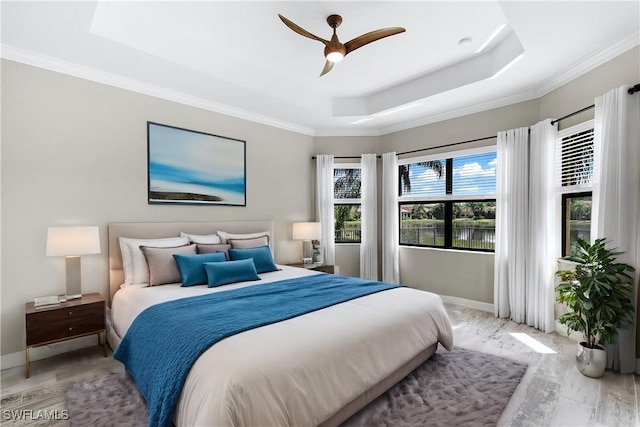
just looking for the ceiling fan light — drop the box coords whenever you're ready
[326,51,344,63]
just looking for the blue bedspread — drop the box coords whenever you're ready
[113,273,399,427]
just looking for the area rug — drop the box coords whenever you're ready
[64,348,527,427]
[342,347,528,427]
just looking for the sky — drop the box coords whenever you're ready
[406,151,497,197]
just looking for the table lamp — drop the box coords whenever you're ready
[292,222,321,264]
[46,226,101,300]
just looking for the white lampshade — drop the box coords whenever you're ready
[46,226,101,256]
[292,222,321,241]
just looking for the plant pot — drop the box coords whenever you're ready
[575,342,606,378]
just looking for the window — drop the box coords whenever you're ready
[557,120,594,256]
[333,166,361,243]
[562,193,592,256]
[399,148,497,251]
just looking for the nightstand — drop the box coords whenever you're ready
[287,263,339,274]
[25,292,106,378]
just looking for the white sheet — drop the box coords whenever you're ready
[111,266,454,426]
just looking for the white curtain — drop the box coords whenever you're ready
[494,127,529,323]
[360,154,378,280]
[316,155,335,265]
[526,119,558,333]
[591,86,640,373]
[382,152,400,284]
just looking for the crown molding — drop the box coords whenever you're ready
[3,32,638,139]
[535,31,639,98]
[313,127,383,137]
[376,33,639,137]
[378,88,540,136]
[0,44,315,136]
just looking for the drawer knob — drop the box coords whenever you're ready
[68,327,73,331]
[68,311,72,315]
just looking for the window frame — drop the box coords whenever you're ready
[333,163,362,244]
[557,120,594,256]
[561,192,592,257]
[398,146,497,252]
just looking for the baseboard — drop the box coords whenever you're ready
[1,335,98,371]
[439,295,493,313]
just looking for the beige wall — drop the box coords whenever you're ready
[1,60,314,357]
[540,48,640,130]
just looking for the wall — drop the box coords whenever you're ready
[539,48,639,129]
[1,60,314,358]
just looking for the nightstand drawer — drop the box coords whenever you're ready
[24,292,107,378]
[26,301,105,346]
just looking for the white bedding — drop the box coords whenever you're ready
[112,266,454,426]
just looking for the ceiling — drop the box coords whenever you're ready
[2,1,638,136]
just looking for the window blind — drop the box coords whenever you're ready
[399,150,496,199]
[557,124,594,191]
[333,168,361,199]
[452,151,497,196]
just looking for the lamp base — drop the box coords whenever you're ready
[65,256,82,300]
[312,240,323,264]
[301,240,313,262]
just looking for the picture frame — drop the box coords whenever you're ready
[147,122,246,206]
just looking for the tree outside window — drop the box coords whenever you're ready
[333,167,361,243]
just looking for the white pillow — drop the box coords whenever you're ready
[179,232,222,244]
[217,231,271,244]
[119,236,189,284]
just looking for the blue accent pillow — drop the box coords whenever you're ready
[228,246,279,274]
[204,259,261,288]
[173,252,226,287]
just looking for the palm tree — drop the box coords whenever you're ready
[399,161,445,196]
[334,168,361,199]
[333,168,362,241]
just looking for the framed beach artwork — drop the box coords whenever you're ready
[147,122,246,206]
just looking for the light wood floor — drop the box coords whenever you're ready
[1,304,638,426]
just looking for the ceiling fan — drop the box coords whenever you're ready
[278,14,406,76]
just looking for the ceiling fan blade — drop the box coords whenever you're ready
[278,14,329,46]
[320,60,334,76]
[344,27,406,55]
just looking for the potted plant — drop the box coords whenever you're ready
[555,238,635,378]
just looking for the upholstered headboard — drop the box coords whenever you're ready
[108,221,274,305]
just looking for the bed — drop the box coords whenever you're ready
[107,221,454,427]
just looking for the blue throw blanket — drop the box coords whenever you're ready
[113,273,399,427]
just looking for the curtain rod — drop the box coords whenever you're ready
[311,135,496,160]
[396,135,496,156]
[551,82,640,125]
[550,104,595,126]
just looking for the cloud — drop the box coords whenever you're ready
[454,162,496,177]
